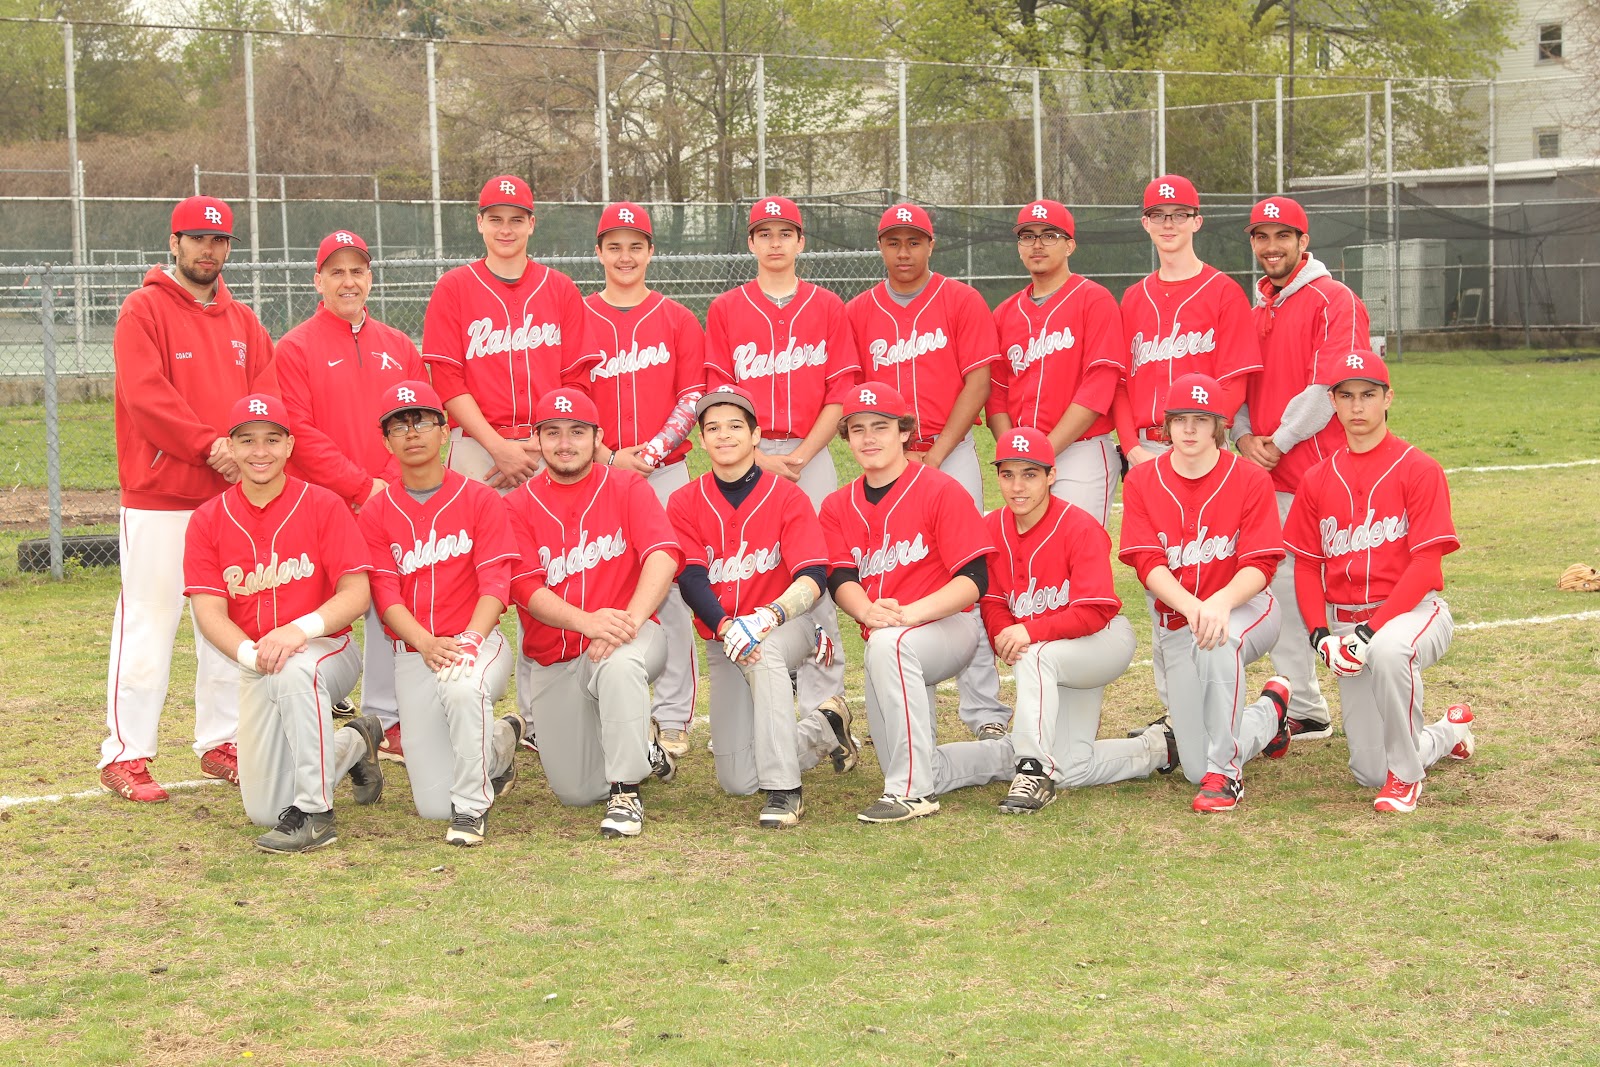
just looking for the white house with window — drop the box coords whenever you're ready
[1491,0,1595,161]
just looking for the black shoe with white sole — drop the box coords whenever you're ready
[601,787,644,838]
[445,806,487,847]
[758,787,805,829]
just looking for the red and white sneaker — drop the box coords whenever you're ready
[378,723,405,764]
[1445,703,1475,760]
[200,743,240,785]
[1260,676,1293,760]
[100,758,169,803]
[1373,771,1422,813]
[1192,772,1243,813]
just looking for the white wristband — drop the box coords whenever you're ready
[291,613,326,640]
[237,640,259,672]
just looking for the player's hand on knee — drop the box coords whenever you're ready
[1340,624,1374,668]
[1313,627,1364,677]
[437,630,484,683]
[863,598,905,630]
[586,636,618,663]
[723,608,776,662]
[254,625,307,674]
[1191,598,1230,650]
[584,608,638,646]
[994,624,1031,665]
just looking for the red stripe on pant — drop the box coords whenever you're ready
[311,636,352,810]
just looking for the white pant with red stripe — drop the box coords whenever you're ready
[101,507,240,769]
[394,628,517,820]
[1148,590,1282,785]
[1329,595,1466,788]
[236,634,364,826]
[1051,433,1119,527]
[1265,491,1330,729]
[1010,616,1165,786]
[645,461,700,733]
[861,611,1014,800]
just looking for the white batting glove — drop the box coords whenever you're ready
[723,607,779,662]
[1316,632,1365,677]
[1341,624,1374,667]
[437,630,485,683]
[813,624,836,668]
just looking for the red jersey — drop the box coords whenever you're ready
[182,477,372,642]
[505,465,682,665]
[113,267,275,510]
[357,470,518,640]
[1120,264,1262,430]
[1283,433,1458,606]
[704,280,861,437]
[846,274,998,442]
[582,291,706,464]
[667,469,829,639]
[980,498,1121,644]
[1247,255,1372,493]
[1119,451,1284,613]
[421,260,596,432]
[989,274,1122,440]
[263,305,426,509]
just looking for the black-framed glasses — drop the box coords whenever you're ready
[1143,211,1197,225]
[386,417,442,437]
[1016,231,1069,246]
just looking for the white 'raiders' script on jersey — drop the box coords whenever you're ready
[732,339,828,379]
[1319,510,1409,558]
[540,527,628,586]
[869,328,948,369]
[590,341,672,380]
[1007,577,1071,619]
[464,315,561,360]
[1156,528,1238,570]
[706,540,784,583]
[853,534,930,579]
[1128,323,1216,371]
[392,529,475,575]
[224,552,316,597]
[1007,326,1077,375]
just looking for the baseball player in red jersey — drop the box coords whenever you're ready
[357,381,524,845]
[99,195,274,803]
[848,202,1010,739]
[667,385,860,828]
[989,199,1125,526]
[183,394,386,853]
[820,384,1014,823]
[1234,196,1373,743]
[584,202,706,758]
[981,427,1174,813]
[1118,374,1293,813]
[504,388,682,838]
[260,229,426,761]
[704,197,859,722]
[1283,353,1475,813]
[422,175,596,492]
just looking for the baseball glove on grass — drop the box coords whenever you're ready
[1557,563,1600,592]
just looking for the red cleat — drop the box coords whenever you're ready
[1261,676,1293,759]
[1446,703,1475,760]
[200,743,240,785]
[1192,772,1242,813]
[100,758,169,803]
[378,722,405,764]
[1373,771,1421,813]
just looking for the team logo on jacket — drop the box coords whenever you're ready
[232,339,249,366]
[853,534,929,579]
[869,328,947,369]
[1128,322,1216,371]
[224,552,316,597]
[540,527,627,586]
[1319,510,1408,558]
[1008,578,1069,619]
[1008,326,1076,375]
[591,341,672,379]
[377,351,401,370]
[1156,528,1237,570]
[732,339,827,380]
[465,315,560,360]
[393,529,474,575]
[706,540,783,583]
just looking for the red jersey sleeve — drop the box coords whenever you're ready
[672,305,708,402]
[1213,276,1264,384]
[931,477,994,574]
[819,492,855,570]
[182,502,226,598]
[1117,466,1165,581]
[421,273,468,402]
[1310,286,1371,384]
[822,296,864,404]
[952,286,1001,376]
[115,307,221,467]
[1074,286,1124,416]
[506,497,547,608]
[320,494,375,582]
[1281,480,1325,561]
[275,342,372,507]
[1403,457,1460,556]
[471,488,518,607]
[986,303,1013,423]
[556,276,599,388]
[356,499,404,617]
[626,472,683,568]
[1235,462,1286,581]
[777,484,829,574]
[667,492,708,572]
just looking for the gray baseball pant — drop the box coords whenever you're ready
[1136,432,1174,711]
[645,461,700,733]
[1265,490,1330,728]
[361,604,399,730]
[1050,432,1120,528]
[446,428,538,496]
[935,432,1013,734]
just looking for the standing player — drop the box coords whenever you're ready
[1118,374,1293,814]
[183,394,386,853]
[704,196,859,728]
[981,427,1173,813]
[1284,353,1475,813]
[100,195,274,802]
[989,199,1124,526]
[358,381,524,846]
[263,229,426,761]
[504,388,681,838]
[820,384,1014,823]
[1235,196,1372,743]
[422,175,596,492]
[584,202,705,759]
[667,385,859,828]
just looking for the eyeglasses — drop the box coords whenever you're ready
[1143,211,1197,225]
[1016,231,1069,246]
[386,417,441,437]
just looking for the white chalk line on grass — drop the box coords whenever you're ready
[1444,458,1600,474]
[0,777,224,812]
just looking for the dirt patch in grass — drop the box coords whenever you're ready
[0,487,118,530]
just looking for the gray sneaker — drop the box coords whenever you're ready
[255,806,337,854]
[600,788,643,839]
[342,715,386,805]
[491,715,524,798]
[998,766,1057,814]
[758,788,805,829]
[976,722,1009,742]
[445,806,487,847]
[817,696,859,773]
[648,721,677,784]
[857,794,940,823]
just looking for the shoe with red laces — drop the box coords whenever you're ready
[200,743,240,785]
[378,722,404,764]
[100,758,169,803]
[1260,676,1293,759]
[1445,703,1475,760]
[1191,772,1242,813]
[1373,771,1422,813]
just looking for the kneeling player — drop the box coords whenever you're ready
[505,388,681,838]
[184,394,385,853]
[821,385,1013,823]
[1118,374,1292,813]
[358,381,524,846]
[668,385,858,829]
[982,427,1173,813]
[1284,353,1474,813]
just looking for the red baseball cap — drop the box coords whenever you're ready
[840,382,909,423]
[316,229,372,271]
[1164,373,1227,418]
[1329,350,1390,389]
[1144,175,1200,211]
[171,196,234,238]
[227,393,290,435]
[748,196,803,233]
[376,380,445,428]
[992,426,1055,468]
[534,388,600,428]
[1247,196,1309,235]
[879,203,934,238]
[1015,200,1074,237]
[694,384,759,422]
[597,201,652,241]
[479,175,535,214]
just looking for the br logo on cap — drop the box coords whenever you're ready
[335,231,355,244]
[397,387,417,404]
[499,180,517,195]
[896,207,913,222]
[1159,183,1176,200]
[1010,434,1030,452]
[618,207,635,223]
[858,388,877,405]
[248,398,269,416]
[204,206,223,225]
[554,395,574,413]
[1263,203,1281,219]
[1191,386,1210,404]
[1031,204,1049,219]
[764,200,782,216]
[1346,354,1365,369]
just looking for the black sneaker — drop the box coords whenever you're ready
[758,788,805,829]
[998,758,1056,814]
[857,794,939,823]
[445,806,487,847]
[1127,714,1169,739]
[491,714,524,797]
[601,787,643,838]
[330,698,358,720]
[1286,717,1333,741]
[342,715,385,805]
[255,806,338,853]
[1134,718,1180,775]
[648,721,677,784]
[817,696,859,773]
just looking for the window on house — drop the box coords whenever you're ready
[1535,128,1561,158]
[1538,23,1563,62]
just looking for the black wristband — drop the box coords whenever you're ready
[1309,626,1330,650]
[1353,623,1374,643]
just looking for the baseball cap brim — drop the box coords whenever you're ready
[1330,373,1389,389]
[992,455,1052,469]
[176,226,234,238]
[228,415,290,435]
[377,401,446,428]
[695,392,758,420]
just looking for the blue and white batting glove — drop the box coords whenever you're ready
[813,624,836,668]
[723,607,779,662]
[437,630,485,683]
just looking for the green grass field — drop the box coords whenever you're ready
[2,352,1598,1065]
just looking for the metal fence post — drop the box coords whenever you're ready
[1156,71,1166,175]
[1275,76,1284,193]
[1031,68,1044,200]
[279,173,293,323]
[756,55,767,198]
[427,40,444,260]
[193,163,201,196]
[40,276,64,581]
[244,32,262,311]
[373,177,387,321]
[897,62,908,199]
[1486,78,1496,327]
[64,23,87,375]
[596,50,610,202]
[1385,79,1400,359]
[1250,100,1259,197]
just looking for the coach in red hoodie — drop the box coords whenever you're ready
[100,195,274,804]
